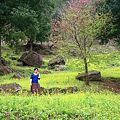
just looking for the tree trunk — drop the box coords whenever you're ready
[41,41,42,45]
[83,57,89,85]
[0,36,2,67]
[30,40,33,51]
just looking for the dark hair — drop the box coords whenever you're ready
[34,68,38,71]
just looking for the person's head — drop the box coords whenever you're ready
[34,68,38,73]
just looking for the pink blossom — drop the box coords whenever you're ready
[70,0,74,3]
[80,18,83,20]
[54,28,58,32]
[59,22,63,27]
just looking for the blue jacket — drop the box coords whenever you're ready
[30,73,40,83]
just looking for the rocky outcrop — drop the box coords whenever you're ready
[0,82,22,92]
[44,86,78,95]
[48,87,62,94]
[0,57,13,75]
[1,57,7,66]
[16,62,23,66]
[0,65,13,75]
[61,86,78,93]
[76,70,101,81]
[54,65,67,71]
[19,51,43,67]
[39,87,48,95]
[40,70,52,74]
[12,74,22,79]
[48,55,65,69]
[0,85,78,95]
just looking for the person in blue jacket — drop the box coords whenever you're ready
[30,68,40,94]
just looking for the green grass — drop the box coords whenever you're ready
[0,45,120,119]
[0,72,80,89]
[101,67,120,78]
[0,92,120,119]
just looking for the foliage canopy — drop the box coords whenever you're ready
[51,0,113,85]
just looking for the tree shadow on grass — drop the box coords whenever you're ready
[91,77,120,93]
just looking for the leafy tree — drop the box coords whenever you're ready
[0,0,56,66]
[35,0,56,44]
[5,30,27,53]
[106,0,120,44]
[97,0,120,44]
[0,37,1,66]
[51,0,113,85]
[10,0,56,50]
[10,5,40,50]
[0,0,11,66]
[52,0,68,19]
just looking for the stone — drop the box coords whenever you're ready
[76,70,101,81]
[62,86,78,93]
[54,65,67,71]
[0,82,22,92]
[41,65,47,69]
[16,62,23,66]
[48,87,62,94]
[40,70,51,74]
[48,55,65,69]
[0,65,13,75]
[39,87,47,95]
[12,74,22,79]
[19,51,43,67]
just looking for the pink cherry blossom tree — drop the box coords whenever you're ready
[51,0,113,85]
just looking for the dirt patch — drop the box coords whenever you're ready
[92,77,120,93]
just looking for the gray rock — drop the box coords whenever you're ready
[16,62,23,66]
[12,74,22,79]
[55,65,67,71]
[0,65,13,75]
[40,70,51,74]
[76,70,101,81]
[0,82,22,92]
[62,86,78,93]
[19,51,43,67]
[39,87,48,95]
[48,55,65,69]
[48,87,62,94]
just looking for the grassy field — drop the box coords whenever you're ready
[0,92,120,120]
[0,45,120,119]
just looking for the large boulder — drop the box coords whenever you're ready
[76,70,101,81]
[48,55,65,69]
[19,51,43,67]
[0,65,13,75]
[0,82,22,92]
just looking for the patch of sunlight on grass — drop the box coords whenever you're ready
[101,66,120,78]
[0,71,83,90]
[41,71,82,88]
